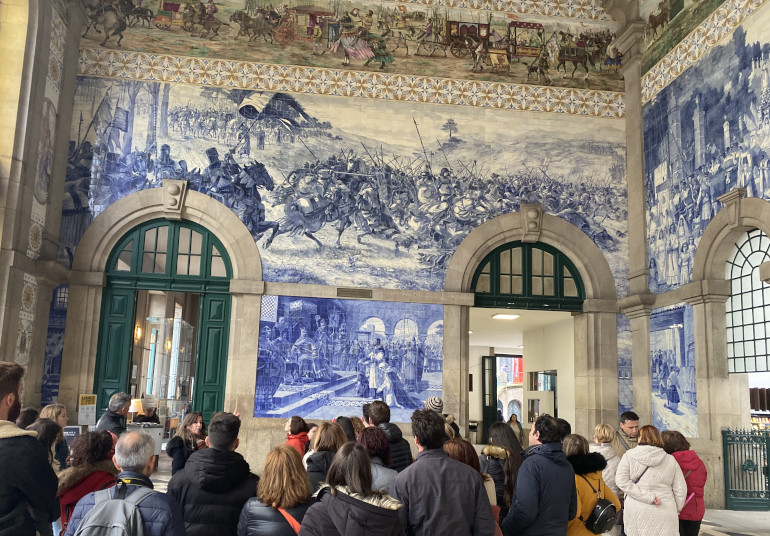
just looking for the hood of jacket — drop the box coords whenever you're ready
[57,460,118,493]
[0,419,37,439]
[624,444,668,468]
[523,441,570,466]
[307,449,336,474]
[568,452,607,475]
[482,445,509,460]
[378,422,403,443]
[589,443,617,462]
[183,447,252,492]
[318,485,402,535]
[287,431,308,443]
[672,449,703,473]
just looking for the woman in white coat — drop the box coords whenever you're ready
[616,425,687,536]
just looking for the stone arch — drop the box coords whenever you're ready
[72,183,263,280]
[59,183,264,415]
[692,194,770,283]
[443,209,619,436]
[445,211,617,301]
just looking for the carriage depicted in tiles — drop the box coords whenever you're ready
[272,5,335,45]
[443,19,491,58]
[152,1,187,30]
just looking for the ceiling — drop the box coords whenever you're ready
[468,307,573,350]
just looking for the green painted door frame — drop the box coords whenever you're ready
[481,355,498,445]
[93,219,233,421]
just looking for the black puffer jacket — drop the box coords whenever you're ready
[95,410,126,436]
[238,499,314,536]
[0,421,59,535]
[377,423,412,472]
[307,450,336,493]
[167,447,258,536]
[166,435,198,475]
[299,485,404,536]
[479,445,508,514]
[501,442,577,536]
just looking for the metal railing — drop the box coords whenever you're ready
[722,429,770,510]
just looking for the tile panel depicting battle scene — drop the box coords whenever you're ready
[62,77,629,293]
[254,295,443,422]
[649,303,698,437]
[82,0,623,91]
[643,1,770,293]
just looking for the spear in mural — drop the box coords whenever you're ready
[435,138,455,176]
[413,116,432,176]
[360,142,377,167]
[298,135,318,161]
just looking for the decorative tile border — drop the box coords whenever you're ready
[642,0,770,103]
[78,47,625,118]
[377,0,613,21]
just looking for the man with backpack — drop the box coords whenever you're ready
[167,412,258,536]
[64,430,185,535]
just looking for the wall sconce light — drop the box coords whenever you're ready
[134,325,142,341]
[165,339,172,351]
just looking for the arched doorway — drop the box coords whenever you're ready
[444,209,619,437]
[472,240,585,442]
[94,219,232,419]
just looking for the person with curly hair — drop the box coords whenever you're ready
[57,431,118,534]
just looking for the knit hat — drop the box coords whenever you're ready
[424,396,443,414]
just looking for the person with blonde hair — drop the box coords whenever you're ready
[589,424,622,509]
[238,444,314,535]
[616,425,686,536]
[564,434,620,536]
[306,421,347,492]
[40,403,69,470]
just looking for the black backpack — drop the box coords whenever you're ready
[579,475,617,534]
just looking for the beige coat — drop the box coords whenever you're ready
[611,428,638,458]
[616,445,687,536]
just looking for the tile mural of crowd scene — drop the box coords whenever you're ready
[254,295,443,421]
[62,77,629,294]
[640,0,729,74]
[650,303,698,437]
[643,5,770,293]
[617,313,633,415]
[81,0,623,91]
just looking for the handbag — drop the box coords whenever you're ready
[278,507,301,535]
[579,475,617,534]
[616,465,649,525]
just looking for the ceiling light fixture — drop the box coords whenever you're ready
[492,314,520,320]
[468,330,473,334]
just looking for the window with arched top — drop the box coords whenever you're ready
[725,229,770,373]
[471,242,585,311]
[107,219,232,291]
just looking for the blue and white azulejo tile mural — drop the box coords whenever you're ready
[254,295,443,423]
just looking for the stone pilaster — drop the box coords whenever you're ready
[619,292,656,423]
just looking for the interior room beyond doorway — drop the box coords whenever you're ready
[468,307,574,442]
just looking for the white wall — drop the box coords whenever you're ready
[523,316,575,427]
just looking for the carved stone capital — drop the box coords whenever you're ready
[619,292,657,319]
[520,204,543,243]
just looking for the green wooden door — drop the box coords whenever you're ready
[481,355,498,444]
[94,287,136,414]
[193,293,231,421]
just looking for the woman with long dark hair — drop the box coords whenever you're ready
[238,444,315,535]
[57,431,118,534]
[167,412,205,474]
[299,442,404,536]
[306,422,347,493]
[479,421,524,519]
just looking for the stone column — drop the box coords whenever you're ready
[620,293,656,424]
[573,301,619,436]
[616,22,649,296]
[444,303,469,436]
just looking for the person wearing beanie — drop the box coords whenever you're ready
[424,396,443,414]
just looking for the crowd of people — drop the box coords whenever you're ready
[1,361,708,536]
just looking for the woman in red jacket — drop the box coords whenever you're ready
[285,415,310,455]
[662,431,707,536]
[57,431,118,534]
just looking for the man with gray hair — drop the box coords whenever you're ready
[64,431,185,535]
[96,392,131,436]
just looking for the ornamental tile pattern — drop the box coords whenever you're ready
[78,47,625,118]
[642,0,770,103]
[377,0,612,20]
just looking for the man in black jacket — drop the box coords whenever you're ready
[167,412,258,536]
[501,415,577,536]
[95,391,131,436]
[0,362,59,536]
[368,400,412,472]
